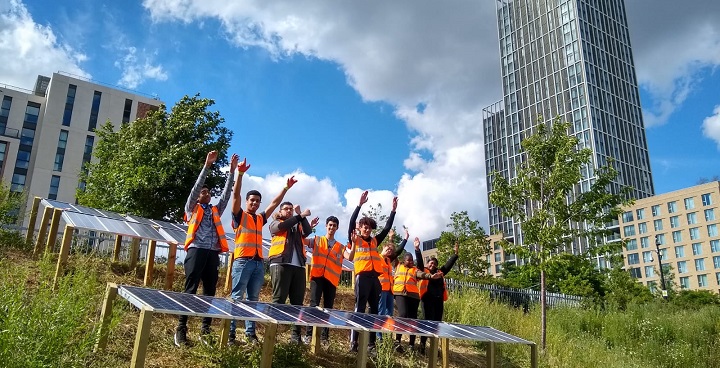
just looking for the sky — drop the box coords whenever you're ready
[2,0,720,246]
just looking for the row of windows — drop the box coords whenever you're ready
[622,194,715,222]
[624,221,718,240]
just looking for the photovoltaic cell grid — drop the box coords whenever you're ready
[62,211,167,242]
[41,199,127,220]
[117,285,532,344]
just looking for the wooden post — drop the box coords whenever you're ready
[486,342,496,368]
[356,330,369,368]
[305,263,311,283]
[220,319,230,346]
[45,208,63,254]
[112,235,123,262]
[530,343,538,368]
[351,270,356,290]
[224,253,234,293]
[25,197,41,245]
[95,283,118,352]
[34,206,52,256]
[441,338,450,368]
[52,225,75,290]
[260,323,278,368]
[144,240,156,286]
[428,337,439,367]
[130,307,154,368]
[165,243,177,290]
[129,238,140,270]
[310,323,321,354]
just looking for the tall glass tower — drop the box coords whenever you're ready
[484,0,654,264]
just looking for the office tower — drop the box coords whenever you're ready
[484,0,654,269]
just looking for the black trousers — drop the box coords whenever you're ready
[350,273,381,347]
[419,295,445,346]
[177,248,220,331]
[270,264,306,338]
[306,276,337,339]
[395,295,420,346]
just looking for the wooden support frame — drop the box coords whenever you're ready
[441,338,450,368]
[220,319,231,346]
[33,206,52,256]
[351,270,356,290]
[129,238,140,269]
[130,307,154,368]
[143,240,157,286]
[486,342,497,368]
[165,243,177,290]
[530,343,538,368]
[224,253,234,293]
[260,323,278,368]
[45,208,63,254]
[95,283,118,352]
[52,225,75,290]
[428,337,439,367]
[112,235,123,262]
[356,330,369,368]
[309,324,321,354]
[25,197,41,245]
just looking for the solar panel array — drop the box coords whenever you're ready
[118,285,531,344]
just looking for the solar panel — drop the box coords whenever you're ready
[292,306,362,330]
[159,227,187,244]
[325,309,435,336]
[438,322,532,344]
[62,212,166,242]
[239,301,310,325]
[41,199,128,220]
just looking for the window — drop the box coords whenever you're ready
[708,224,718,237]
[693,243,703,256]
[48,175,60,200]
[714,256,720,269]
[702,193,713,206]
[705,209,715,221]
[660,248,668,260]
[642,251,653,263]
[670,216,680,228]
[122,98,133,123]
[10,173,25,192]
[690,227,700,240]
[656,234,666,245]
[716,272,720,285]
[679,276,690,289]
[672,230,682,243]
[0,141,6,171]
[24,103,40,125]
[83,135,95,164]
[668,201,678,214]
[494,252,501,262]
[687,212,698,225]
[712,240,720,253]
[696,258,706,271]
[627,253,640,265]
[0,96,11,134]
[62,84,76,126]
[698,274,708,287]
[623,225,635,236]
[636,208,645,220]
[20,127,35,146]
[654,219,663,231]
[638,222,648,234]
[677,261,688,274]
[685,197,695,210]
[629,267,642,278]
[652,205,661,216]
[54,130,68,171]
[622,211,634,222]
[15,150,30,169]
[640,236,650,248]
[644,266,655,278]
[88,91,102,131]
[675,246,685,258]
[626,239,637,250]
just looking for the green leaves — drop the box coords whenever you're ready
[436,211,490,279]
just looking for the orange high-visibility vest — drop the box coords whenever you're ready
[378,258,393,291]
[353,237,384,274]
[418,267,448,301]
[233,211,264,259]
[184,204,228,252]
[310,236,344,287]
[269,224,306,261]
[393,264,419,295]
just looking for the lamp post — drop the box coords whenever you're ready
[655,238,668,299]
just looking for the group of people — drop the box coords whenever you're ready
[175,151,459,356]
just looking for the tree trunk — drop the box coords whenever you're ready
[540,268,547,350]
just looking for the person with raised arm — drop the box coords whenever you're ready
[227,158,297,345]
[175,151,238,347]
[346,191,397,353]
[376,228,408,341]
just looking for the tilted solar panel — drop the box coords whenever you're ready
[62,212,166,242]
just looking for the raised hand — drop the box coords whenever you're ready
[205,150,218,167]
[301,209,311,218]
[413,237,420,250]
[388,228,395,240]
[229,154,239,172]
[404,227,409,240]
[359,191,369,206]
[295,204,302,215]
[392,197,398,212]
[286,175,298,189]
[238,157,251,173]
[310,216,320,228]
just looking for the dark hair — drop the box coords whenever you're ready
[246,190,262,200]
[280,201,293,208]
[326,216,339,226]
[403,253,414,262]
[201,185,210,191]
[429,257,439,264]
[358,216,377,230]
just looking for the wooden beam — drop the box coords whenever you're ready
[45,208,63,254]
[260,323,278,368]
[165,243,177,290]
[130,307,154,368]
[224,252,233,293]
[310,323,321,355]
[25,196,41,245]
[351,270,356,290]
[52,225,75,290]
[143,240,157,286]
[112,234,123,262]
[530,343,538,368]
[486,342,496,368]
[427,337,439,368]
[95,283,118,352]
[129,238,140,270]
[34,206,52,256]
[220,319,230,347]
[355,330,369,368]
[441,338,450,368]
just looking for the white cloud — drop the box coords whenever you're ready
[114,47,168,89]
[0,0,89,89]
[702,105,720,149]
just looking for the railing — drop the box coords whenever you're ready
[445,278,583,309]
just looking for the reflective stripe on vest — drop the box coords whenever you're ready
[184,204,228,252]
[233,211,264,258]
[393,264,419,294]
[378,259,393,291]
[418,267,448,301]
[353,237,384,274]
[269,224,306,261]
[310,236,344,287]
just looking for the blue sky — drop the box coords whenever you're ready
[2,0,720,244]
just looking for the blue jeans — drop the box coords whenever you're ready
[377,291,394,339]
[229,258,265,337]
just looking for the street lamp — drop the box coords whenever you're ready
[655,238,668,299]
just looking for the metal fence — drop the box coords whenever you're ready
[445,278,583,309]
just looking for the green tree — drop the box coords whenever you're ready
[603,255,654,310]
[436,211,490,280]
[361,203,402,246]
[77,95,233,222]
[489,117,631,349]
[0,184,27,250]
